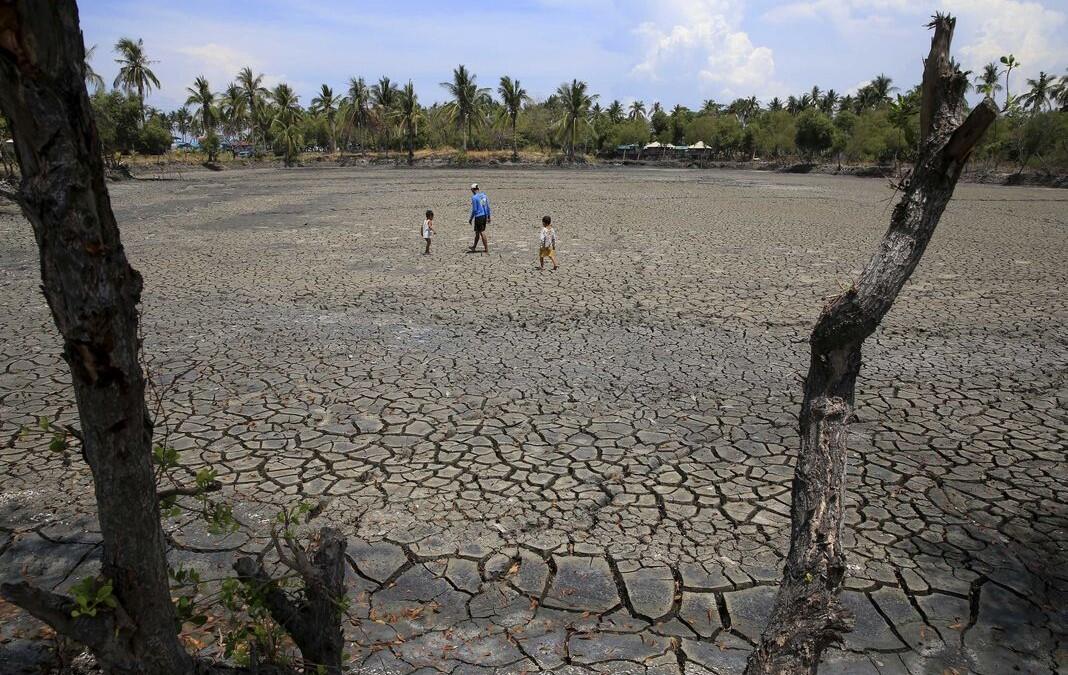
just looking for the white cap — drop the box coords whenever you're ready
[471,183,479,190]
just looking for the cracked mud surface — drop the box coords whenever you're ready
[1,166,1066,673]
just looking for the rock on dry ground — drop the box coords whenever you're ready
[0,166,1065,674]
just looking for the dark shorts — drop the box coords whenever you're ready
[473,215,487,232]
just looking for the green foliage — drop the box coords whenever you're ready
[48,433,68,453]
[91,90,143,155]
[220,567,290,666]
[69,576,118,618]
[21,416,74,465]
[844,109,907,163]
[795,109,835,159]
[685,115,743,157]
[153,444,180,470]
[751,110,796,157]
[170,566,208,626]
[137,120,172,155]
[605,118,651,147]
[76,54,1068,172]
[202,131,221,163]
[1011,110,1068,170]
[650,109,670,143]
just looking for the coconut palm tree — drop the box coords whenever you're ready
[820,90,839,115]
[701,99,722,115]
[271,83,301,123]
[606,100,625,123]
[342,76,371,152]
[1054,69,1068,111]
[171,107,192,143]
[856,74,895,110]
[869,74,895,103]
[1000,54,1020,109]
[113,37,160,124]
[393,81,421,165]
[730,96,760,127]
[269,83,302,165]
[553,79,597,161]
[650,101,662,115]
[251,96,275,153]
[441,65,489,152]
[185,76,216,135]
[236,67,267,146]
[84,44,105,93]
[974,62,1002,99]
[768,97,783,112]
[1020,72,1055,114]
[237,67,266,109]
[371,76,399,153]
[628,100,646,120]
[219,83,248,140]
[310,84,341,153]
[497,76,530,161]
[272,117,303,166]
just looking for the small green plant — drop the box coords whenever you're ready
[19,415,74,466]
[219,577,290,666]
[169,565,208,627]
[69,576,117,618]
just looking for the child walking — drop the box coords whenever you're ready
[539,215,558,270]
[422,209,435,255]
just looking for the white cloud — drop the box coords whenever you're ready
[943,0,1067,78]
[175,43,286,92]
[764,0,914,30]
[762,0,1067,85]
[631,0,780,98]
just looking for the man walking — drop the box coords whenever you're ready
[468,182,491,253]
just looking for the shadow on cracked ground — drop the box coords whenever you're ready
[0,166,1065,673]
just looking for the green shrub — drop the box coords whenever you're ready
[795,110,835,159]
[137,122,172,155]
[202,131,221,163]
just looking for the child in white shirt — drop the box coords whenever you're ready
[422,209,435,255]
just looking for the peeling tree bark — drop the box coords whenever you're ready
[0,4,349,674]
[745,15,996,675]
[0,2,191,673]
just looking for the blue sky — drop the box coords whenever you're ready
[78,0,1067,111]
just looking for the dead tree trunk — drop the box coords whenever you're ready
[0,3,191,672]
[234,528,347,675]
[745,15,995,675]
[0,4,349,673]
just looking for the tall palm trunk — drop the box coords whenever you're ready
[406,121,414,165]
[137,82,145,126]
[511,115,518,161]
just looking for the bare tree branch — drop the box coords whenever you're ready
[156,479,222,500]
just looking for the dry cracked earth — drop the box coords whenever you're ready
[0,166,1065,674]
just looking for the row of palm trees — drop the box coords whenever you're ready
[88,37,1067,164]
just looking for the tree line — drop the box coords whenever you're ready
[75,36,1068,173]
[3,36,1063,174]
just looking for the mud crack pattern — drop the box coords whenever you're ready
[1,167,1065,673]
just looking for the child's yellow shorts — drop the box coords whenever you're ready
[539,247,555,257]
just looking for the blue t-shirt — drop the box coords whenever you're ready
[471,192,491,220]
